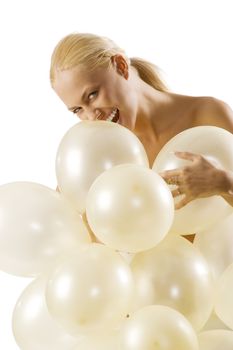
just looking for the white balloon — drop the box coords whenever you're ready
[46,244,134,335]
[131,235,214,330]
[86,164,174,253]
[215,262,233,330]
[120,305,199,350]
[198,330,233,350]
[194,213,233,280]
[12,276,80,350]
[153,126,233,235]
[72,329,120,350]
[56,121,149,214]
[118,251,135,264]
[0,182,91,277]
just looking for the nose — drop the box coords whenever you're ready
[85,108,102,121]
[94,109,102,120]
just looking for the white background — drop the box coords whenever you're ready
[0,0,233,348]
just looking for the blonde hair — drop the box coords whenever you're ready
[50,32,168,92]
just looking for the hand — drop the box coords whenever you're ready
[159,151,228,209]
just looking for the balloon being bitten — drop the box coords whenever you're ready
[56,121,149,214]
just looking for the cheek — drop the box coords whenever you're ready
[113,84,134,107]
[102,80,137,116]
[96,85,115,106]
[120,89,137,114]
[104,79,127,104]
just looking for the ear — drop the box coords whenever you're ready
[111,54,129,79]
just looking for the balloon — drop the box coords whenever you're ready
[194,213,233,280]
[131,235,214,330]
[0,182,90,277]
[198,330,233,350]
[12,276,80,350]
[119,305,199,350]
[153,126,233,235]
[45,243,134,335]
[86,164,174,253]
[72,330,120,350]
[56,121,149,214]
[215,262,233,329]
[118,251,135,264]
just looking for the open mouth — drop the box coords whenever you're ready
[106,108,120,123]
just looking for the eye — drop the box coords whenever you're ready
[73,107,82,115]
[88,91,98,100]
[72,90,98,116]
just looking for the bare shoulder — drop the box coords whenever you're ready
[193,96,233,133]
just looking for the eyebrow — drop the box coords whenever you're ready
[67,87,90,111]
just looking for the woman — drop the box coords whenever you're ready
[50,32,233,212]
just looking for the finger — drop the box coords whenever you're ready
[174,151,201,162]
[172,188,183,197]
[175,196,192,210]
[159,169,181,180]
[165,175,181,185]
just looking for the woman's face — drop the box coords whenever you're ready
[53,56,138,131]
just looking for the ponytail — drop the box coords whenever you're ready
[130,57,168,92]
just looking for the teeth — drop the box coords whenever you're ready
[106,108,118,122]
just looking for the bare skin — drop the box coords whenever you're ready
[53,55,233,244]
[135,92,233,242]
[134,91,233,205]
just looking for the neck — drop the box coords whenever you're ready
[130,70,171,135]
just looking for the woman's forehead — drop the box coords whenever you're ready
[53,66,112,106]
[56,66,110,86]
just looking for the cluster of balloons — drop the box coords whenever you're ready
[1,121,233,349]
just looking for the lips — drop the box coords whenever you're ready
[97,108,120,123]
[111,109,120,123]
[106,108,118,122]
